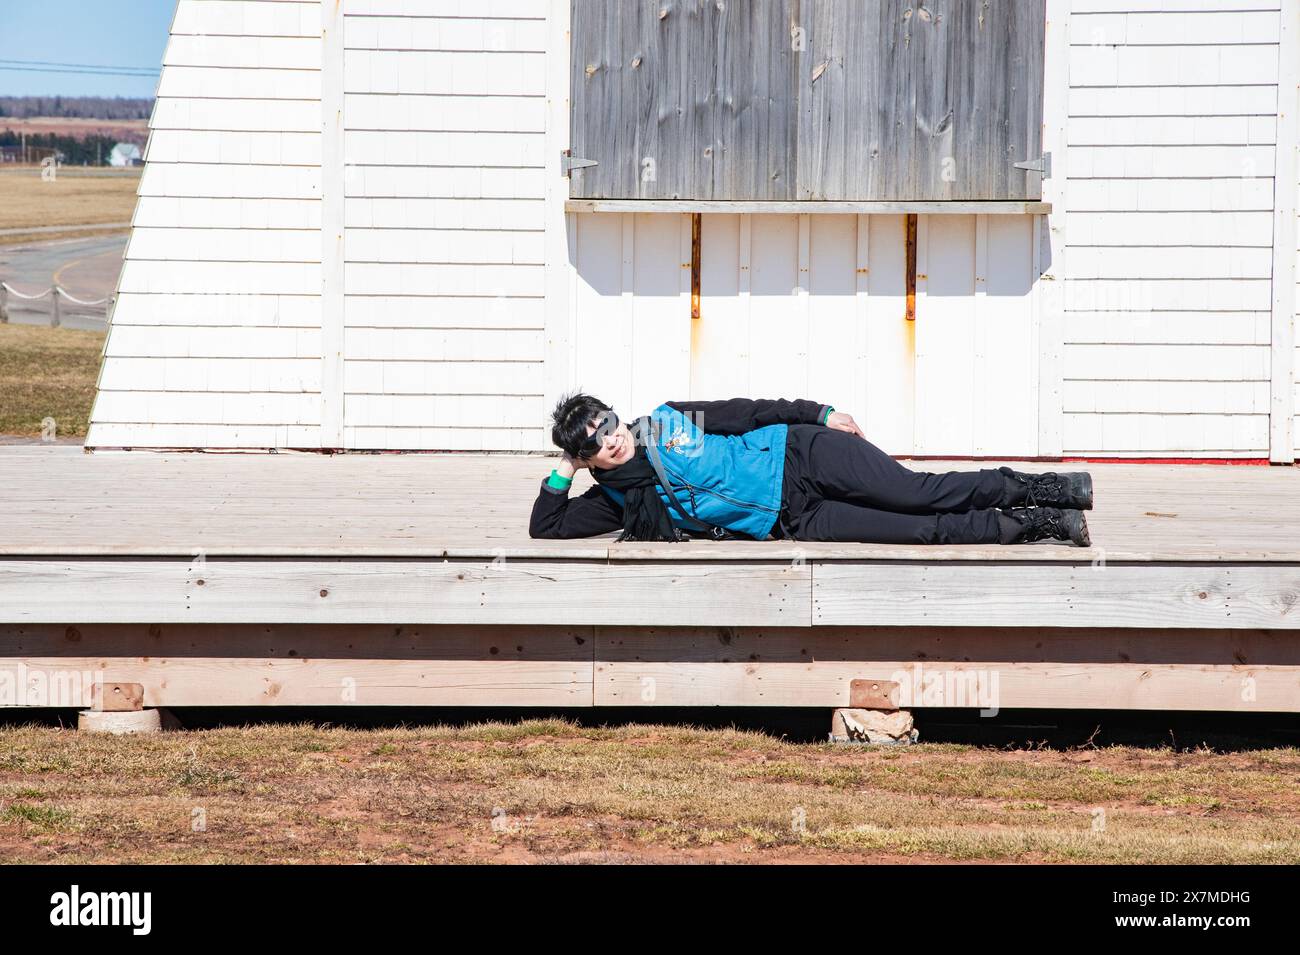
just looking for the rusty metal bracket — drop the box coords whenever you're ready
[904,214,918,322]
[690,212,702,320]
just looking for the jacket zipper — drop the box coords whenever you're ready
[662,461,778,516]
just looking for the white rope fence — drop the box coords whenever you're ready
[0,281,112,327]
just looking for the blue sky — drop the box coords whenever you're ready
[0,1,175,98]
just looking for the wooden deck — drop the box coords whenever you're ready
[2,445,1296,561]
[1,447,1298,713]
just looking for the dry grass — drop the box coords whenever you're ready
[1,719,1297,864]
[1,117,148,142]
[0,167,140,231]
[0,323,105,436]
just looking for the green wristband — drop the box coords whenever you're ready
[546,468,572,490]
[822,406,835,424]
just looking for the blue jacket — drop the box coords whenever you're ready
[530,397,832,539]
[600,403,787,539]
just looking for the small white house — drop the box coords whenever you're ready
[87,0,1300,463]
[107,142,143,167]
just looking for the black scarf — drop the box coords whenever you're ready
[590,422,687,543]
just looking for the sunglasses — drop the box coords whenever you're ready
[576,409,620,459]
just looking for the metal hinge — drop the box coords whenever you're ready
[1013,152,1051,179]
[560,149,598,177]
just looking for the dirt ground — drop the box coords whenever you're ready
[1,719,1296,864]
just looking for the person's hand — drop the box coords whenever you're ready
[826,411,866,439]
[558,451,586,477]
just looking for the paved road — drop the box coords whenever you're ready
[0,233,126,331]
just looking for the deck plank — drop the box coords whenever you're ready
[0,558,809,626]
[0,446,1297,561]
[813,562,1300,629]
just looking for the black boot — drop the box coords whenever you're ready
[998,507,1091,547]
[998,466,1094,510]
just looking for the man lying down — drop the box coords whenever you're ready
[529,393,1092,546]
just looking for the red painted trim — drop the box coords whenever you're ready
[900,455,1059,463]
[897,455,1279,466]
[84,448,1294,466]
[1061,457,1271,466]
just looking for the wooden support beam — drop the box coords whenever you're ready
[592,625,1300,711]
[4,624,1297,711]
[9,624,594,707]
[91,682,144,712]
[53,658,593,708]
[849,679,899,710]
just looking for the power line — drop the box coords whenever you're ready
[0,66,160,78]
[0,57,160,74]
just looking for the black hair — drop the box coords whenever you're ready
[550,391,611,457]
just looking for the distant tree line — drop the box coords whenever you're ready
[0,96,153,120]
[0,130,128,165]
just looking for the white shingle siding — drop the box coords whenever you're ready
[156,66,321,100]
[339,0,548,450]
[164,36,320,70]
[107,294,320,328]
[1062,0,1285,456]
[87,0,325,449]
[170,0,321,38]
[131,198,321,230]
[144,131,322,166]
[90,0,552,452]
[87,0,1299,458]
[345,197,544,228]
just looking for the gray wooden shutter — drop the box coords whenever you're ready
[569,0,1046,202]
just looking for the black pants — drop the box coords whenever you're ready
[773,424,1008,544]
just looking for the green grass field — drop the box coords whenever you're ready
[2,719,1297,864]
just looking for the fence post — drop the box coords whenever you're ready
[0,284,8,324]
[51,287,61,328]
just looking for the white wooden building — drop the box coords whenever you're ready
[86,0,1300,463]
[15,0,1300,723]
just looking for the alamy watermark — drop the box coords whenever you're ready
[49,885,151,936]
[0,663,103,707]
[890,662,1001,717]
